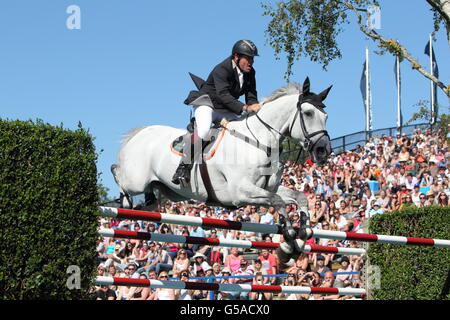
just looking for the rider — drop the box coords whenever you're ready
[172,40,262,185]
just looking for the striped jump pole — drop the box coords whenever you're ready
[99,228,366,256]
[100,207,450,248]
[100,206,281,234]
[96,276,366,296]
[309,229,450,248]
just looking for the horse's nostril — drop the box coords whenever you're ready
[317,147,325,153]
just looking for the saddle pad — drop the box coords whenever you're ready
[170,120,229,160]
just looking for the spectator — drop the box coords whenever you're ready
[425,191,436,206]
[400,194,415,210]
[148,243,173,275]
[417,193,427,208]
[231,259,254,300]
[95,284,116,300]
[116,263,139,300]
[313,255,330,274]
[175,270,194,300]
[335,256,353,287]
[437,192,448,207]
[249,273,273,300]
[411,185,422,206]
[172,249,190,278]
[153,271,175,300]
[224,248,243,274]
[260,206,275,225]
[127,274,150,300]
[331,210,347,230]
[315,271,342,300]
[192,252,211,276]
[253,259,269,278]
[258,249,278,283]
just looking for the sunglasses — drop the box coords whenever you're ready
[181,273,189,277]
[159,275,168,279]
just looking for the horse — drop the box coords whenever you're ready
[111,77,332,266]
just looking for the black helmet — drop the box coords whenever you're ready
[232,40,259,57]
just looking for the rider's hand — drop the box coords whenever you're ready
[245,103,261,113]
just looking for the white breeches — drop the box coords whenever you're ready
[194,105,240,140]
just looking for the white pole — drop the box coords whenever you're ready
[429,34,435,125]
[396,55,401,131]
[365,47,370,132]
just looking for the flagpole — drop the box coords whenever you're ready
[396,55,401,132]
[429,34,435,126]
[365,47,370,133]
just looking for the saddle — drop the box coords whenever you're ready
[170,118,230,160]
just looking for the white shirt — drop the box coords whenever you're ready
[232,60,244,89]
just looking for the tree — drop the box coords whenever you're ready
[262,0,450,98]
[98,182,118,206]
[406,99,450,136]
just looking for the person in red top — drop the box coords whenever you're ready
[258,249,277,284]
[398,185,410,203]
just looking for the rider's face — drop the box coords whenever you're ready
[237,55,253,73]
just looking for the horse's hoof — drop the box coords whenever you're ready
[294,239,306,252]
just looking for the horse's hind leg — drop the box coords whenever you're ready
[120,192,133,209]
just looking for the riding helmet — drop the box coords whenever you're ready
[232,40,259,57]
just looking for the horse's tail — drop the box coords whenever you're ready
[111,163,132,208]
[111,163,120,186]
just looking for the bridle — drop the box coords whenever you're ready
[289,93,330,153]
[253,93,329,154]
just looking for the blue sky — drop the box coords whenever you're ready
[1,0,448,197]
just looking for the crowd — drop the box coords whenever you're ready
[94,127,449,300]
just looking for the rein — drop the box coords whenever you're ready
[249,93,330,162]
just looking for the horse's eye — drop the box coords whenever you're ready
[304,111,313,117]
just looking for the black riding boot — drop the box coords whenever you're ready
[171,133,206,186]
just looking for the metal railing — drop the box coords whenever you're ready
[330,123,431,154]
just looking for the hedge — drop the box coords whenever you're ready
[368,206,450,300]
[0,119,99,299]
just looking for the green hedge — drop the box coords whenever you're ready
[368,206,450,300]
[0,119,99,299]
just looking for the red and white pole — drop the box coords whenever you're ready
[96,276,366,296]
[99,228,366,255]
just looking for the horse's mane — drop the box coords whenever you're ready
[261,82,303,105]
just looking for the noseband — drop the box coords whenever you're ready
[288,93,329,153]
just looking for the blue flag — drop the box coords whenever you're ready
[424,40,439,124]
[424,40,439,78]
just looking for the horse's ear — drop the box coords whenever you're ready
[302,77,310,95]
[318,85,333,102]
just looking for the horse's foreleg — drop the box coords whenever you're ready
[234,182,296,237]
[274,186,316,266]
[275,186,311,238]
[233,181,297,265]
